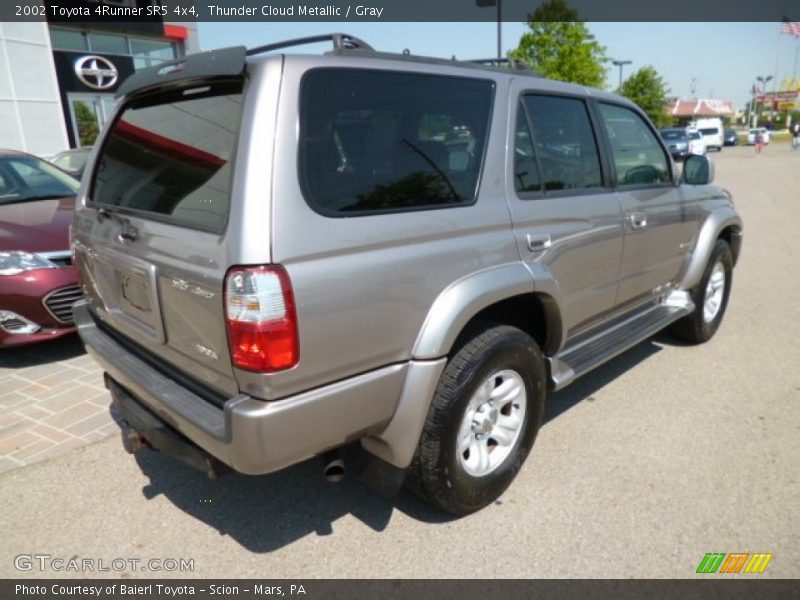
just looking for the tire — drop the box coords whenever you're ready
[670,239,733,344]
[406,322,546,515]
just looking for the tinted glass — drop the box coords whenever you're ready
[91,82,242,234]
[130,38,176,69]
[0,156,79,205]
[50,28,88,52]
[522,95,603,191]
[513,103,541,193]
[599,103,670,186]
[699,127,719,135]
[129,37,175,59]
[660,129,686,140]
[90,32,128,55]
[689,131,702,140]
[299,68,494,214]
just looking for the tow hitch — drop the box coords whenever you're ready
[108,376,230,480]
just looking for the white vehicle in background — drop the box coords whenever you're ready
[747,127,771,145]
[687,130,707,155]
[691,118,724,151]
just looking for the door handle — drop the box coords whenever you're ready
[526,233,552,251]
[628,213,648,229]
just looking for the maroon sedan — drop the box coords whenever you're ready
[0,149,82,348]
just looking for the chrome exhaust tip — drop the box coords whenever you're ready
[322,451,345,483]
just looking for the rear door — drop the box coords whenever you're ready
[73,78,247,398]
[505,83,624,334]
[594,102,698,306]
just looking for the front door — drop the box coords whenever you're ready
[506,83,625,336]
[593,102,698,306]
[67,93,117,147]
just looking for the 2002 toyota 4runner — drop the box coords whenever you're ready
[72,34,742,515]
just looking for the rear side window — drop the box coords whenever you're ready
[521,95,603,191]
[699,128,719,135]
[299,68,494,215]
[513,103,541,193]
[91,80,243,234]
[598,103,670,186]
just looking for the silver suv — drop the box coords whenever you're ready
[72,34,742,515]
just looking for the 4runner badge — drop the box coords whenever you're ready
[171,279,216,299]
[195,344,219,361]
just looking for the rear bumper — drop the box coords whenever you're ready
[74,300,408,475]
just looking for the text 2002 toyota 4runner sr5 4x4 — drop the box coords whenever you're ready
[72,34,742,515]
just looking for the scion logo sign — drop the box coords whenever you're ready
[74,55,119,90]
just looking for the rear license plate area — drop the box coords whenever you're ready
[92,248,165,344]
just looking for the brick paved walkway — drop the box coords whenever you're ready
[0,335,117,474]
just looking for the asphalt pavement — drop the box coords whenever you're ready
[1,143,798,579]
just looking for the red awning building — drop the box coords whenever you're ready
[668,99,735,119]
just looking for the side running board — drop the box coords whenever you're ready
[549,291,694,391]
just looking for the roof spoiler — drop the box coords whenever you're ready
[115,46,247,98]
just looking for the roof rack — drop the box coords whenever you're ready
[468,57,539,75]
[245,32,541,78]
[246,33,374,57]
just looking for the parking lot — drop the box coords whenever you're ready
[1,143,798,578]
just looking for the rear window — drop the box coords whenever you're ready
[299,68,494,216]
[660,130,686,140]
[91,80,242,234]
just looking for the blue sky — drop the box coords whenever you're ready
[198,22,800,109]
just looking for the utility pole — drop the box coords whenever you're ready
[612,59,631,90]
[497,0,502,60]
[792,45,800,127]
[755,75,773,128]
[476,0,502,60]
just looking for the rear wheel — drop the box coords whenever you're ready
[407,322,546,515]
[670,239,733,343]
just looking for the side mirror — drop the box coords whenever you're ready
[682,154,715,185]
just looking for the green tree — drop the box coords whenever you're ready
[618,66,670,127]
[73,101,99,146]
[508,0,607,88]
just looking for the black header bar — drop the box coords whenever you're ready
[2,579,799,600]
[4,0,800,23]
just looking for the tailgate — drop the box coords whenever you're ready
[74,77,245,398]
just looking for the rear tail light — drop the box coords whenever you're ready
[224,265,298,372]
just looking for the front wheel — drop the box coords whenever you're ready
[406,322,546,515]
[670,239,733,343]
